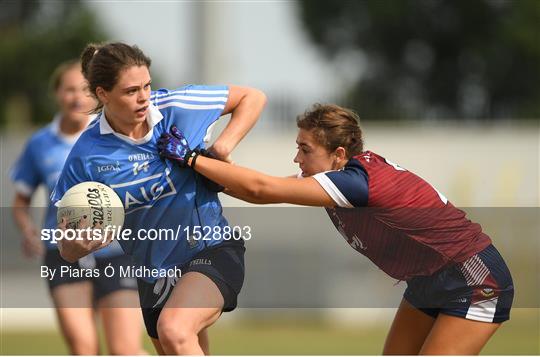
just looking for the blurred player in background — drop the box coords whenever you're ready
[10,60,146,355]
[51,42,266,355]
[158,103,514,355]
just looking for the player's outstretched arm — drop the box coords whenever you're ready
[157,127,335,207]
[209,85,267,161]
[194,155,334,206]
[222,187,279,205]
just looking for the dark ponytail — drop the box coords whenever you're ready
[80,44,99,81]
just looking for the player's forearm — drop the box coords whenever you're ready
[213,88,266,157]
[13,207,34,233]
[56,215,113,263]
[12,195,36,237]
[193,156,276,204]
[223,187,272,205]
[58,240,82,263]
[59,243,94,263]
[191,157,335,207]
[58,232,111,263]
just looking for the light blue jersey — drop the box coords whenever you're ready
[51,85,230,281]
[10,116,124,257]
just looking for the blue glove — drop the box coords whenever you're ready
[158,127,225,192]
[158,126,198,167]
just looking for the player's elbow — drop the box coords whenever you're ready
[255,89,267,107]
[246,87,267,108]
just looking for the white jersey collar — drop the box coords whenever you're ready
[99,103,164,145]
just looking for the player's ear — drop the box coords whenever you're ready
[96,87,108,104]
[335,146,347,163]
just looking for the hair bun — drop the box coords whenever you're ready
[80,43,100,78]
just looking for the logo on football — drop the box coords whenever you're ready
[57,181,125,230]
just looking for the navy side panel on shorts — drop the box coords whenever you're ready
[404,244,514,323]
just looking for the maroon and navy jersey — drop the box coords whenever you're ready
[313,151,491,280]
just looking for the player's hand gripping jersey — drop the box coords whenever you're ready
[313,151,491,280]
[51,85,230,280]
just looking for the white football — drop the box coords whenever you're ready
[57,181,124,230]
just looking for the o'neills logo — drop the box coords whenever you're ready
[128,153,155,162]
[86,187,112,226]
[189,259,212,267]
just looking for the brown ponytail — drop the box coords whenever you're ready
[80,44,99,81]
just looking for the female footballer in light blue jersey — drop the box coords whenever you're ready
[10,60,145,355]
[52,42,266,355]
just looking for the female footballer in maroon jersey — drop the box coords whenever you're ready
[158,104,514,355]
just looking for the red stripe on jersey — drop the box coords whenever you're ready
[326,151,491,280]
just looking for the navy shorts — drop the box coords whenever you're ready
[44,249,138,301]
[404,244,514,323]
[137,239,246,339]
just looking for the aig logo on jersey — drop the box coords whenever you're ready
[110,168,177,212]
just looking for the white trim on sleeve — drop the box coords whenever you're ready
[313,173,353,208]
[203,121,218,144]
[151,89,229,100]
[154,95,228,103]
[156,102,225,111]
[13,181,34,197]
